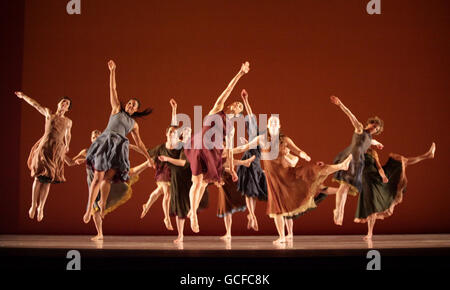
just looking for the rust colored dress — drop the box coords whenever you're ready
[263,136,334,218]
[27,114,71,184]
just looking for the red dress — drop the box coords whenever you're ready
[184,110,230,183]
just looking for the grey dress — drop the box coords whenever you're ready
[86,111,135,182]
[333,129,372,196]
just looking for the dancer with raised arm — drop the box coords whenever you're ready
[355,143,436,240]
[236,89,268,231]
[15,91,73,222]
[83,60,152,223]
[184,61,250,233]
[140,99,183,231]
[71,130,151,240]
[330,95,384,225]
[260,116,352,244]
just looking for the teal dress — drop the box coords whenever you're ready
[354,150,408,223]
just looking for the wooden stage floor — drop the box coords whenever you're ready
[1,234,449,271]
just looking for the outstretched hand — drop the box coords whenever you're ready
[300,151,311,162]
[330,95,341,106]
[240,61,250,74]
[240,137,248,145]
[15,91,24,99]
[376,143,384,150]
[241,89,248,101]
[231,170,238,182]
[169,98,177,108]
[382,176,389,183]
[108,60,116,71]
[158,155,169,162]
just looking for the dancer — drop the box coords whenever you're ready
[71,130,151,240]
[184,61,250,232]
[254,115,352,244]
[355,143,436,240]
[83,60,152,223]
[330,95,384,225]
[15,91,73,222]
[215,145,256,240]
[140,99,182,231]
[236,89,268,231]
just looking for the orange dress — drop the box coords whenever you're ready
[27,114,71,184]
[263,137,333,218]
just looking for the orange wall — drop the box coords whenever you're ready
[7,0,450,235]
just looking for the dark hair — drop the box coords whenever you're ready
[60,96,72,110]
[366,116,384,135]
[121,98,153,119]
[91,129,102,135]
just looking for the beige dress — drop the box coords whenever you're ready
[27,114,71,183]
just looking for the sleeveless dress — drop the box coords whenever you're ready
[147,143,180,184]
[354,150,408,223]
[217,157,247,217]
[168,150,209,218]
[86,111,135,182]
[333,129,372,196]
[184,110,231,183]
[28,114,71,184]
[236,118,268,201]
[263,136,334,218]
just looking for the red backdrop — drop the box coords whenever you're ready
[2,0,449,235]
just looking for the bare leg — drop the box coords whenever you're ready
[189,174,204,233]
[91,211,103,241]
[174,217,185,243]
[273,214,286,244]
[29,178,41,219]
[36,183,51,222]
[162,184,173,230]
[364,215,376,241]
[99,169,116,218]
[322,187,338,195]
[84,170,105,223]
[245,196,258,231]
[334,184,349,226]
[285,217,293,240]
[220,214,232,240]
[129,160,151,177]
[404,142,436,166]
[141,186,164,219]
[321,154,353,176]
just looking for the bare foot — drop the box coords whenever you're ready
[91,234,103,241]
[246,214,252,230]
[140,204,149,219]
[164,218,174,231]
[243,155,256,167]
[36,207,44,222]
[83,210,92,224]
[286,234,293,240]
[190,215,199,233]
[342,154,353,171]
[363,234,372,241]
[28,205,37,219]
[428,142,436,158]
[252,216,259,231]
[273,237,287,244]
[220,234,231,240]
[174,236,184,243]
[187,210,192,219]
[333,209,342,226]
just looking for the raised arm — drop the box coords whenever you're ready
[241,89,253,116]
[233,135,262,154]
[284,137,311,161]
[15,91,50,117]
[108,60,121,115]
[208,61,250,115]
[130,122,151,161]
[64,119,72,153]
[330,96,363,134]
[170,98,177,126]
